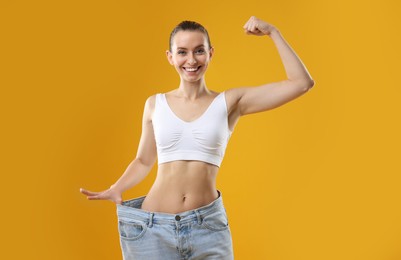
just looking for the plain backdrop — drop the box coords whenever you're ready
[1,0,400,259]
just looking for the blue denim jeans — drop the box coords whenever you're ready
[116,190,234,260]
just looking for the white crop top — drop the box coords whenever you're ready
[152,91,233,167]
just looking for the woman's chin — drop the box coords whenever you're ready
[180,75,204,83]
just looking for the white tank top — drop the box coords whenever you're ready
[152,91,233,167]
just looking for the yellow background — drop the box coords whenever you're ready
[1,0,400,259]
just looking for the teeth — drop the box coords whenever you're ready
[184,67,199,72]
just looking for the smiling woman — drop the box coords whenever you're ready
[80,16,314,260]
[167,27,214,83]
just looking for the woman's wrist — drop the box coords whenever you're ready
[268,27,280,37]
[110,184,123,194]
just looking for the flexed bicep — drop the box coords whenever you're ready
[234,80,312,116]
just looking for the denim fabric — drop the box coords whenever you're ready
[116,190,234,260]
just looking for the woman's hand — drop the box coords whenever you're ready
[243,16,277,36]
[80,186,123,205]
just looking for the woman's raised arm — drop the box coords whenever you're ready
[231,16,315,116]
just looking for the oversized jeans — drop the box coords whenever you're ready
[116,190,234,260]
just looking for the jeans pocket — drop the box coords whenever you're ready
[118,220,147,241]
[201,210,229,231]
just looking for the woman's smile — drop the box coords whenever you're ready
[183,66,201,73]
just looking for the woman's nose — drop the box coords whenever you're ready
[188,59,197,65]
[187,53,197,65]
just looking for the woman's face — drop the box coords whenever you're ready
[167,30,214,83]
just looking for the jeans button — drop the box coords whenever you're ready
[175,215,181,221]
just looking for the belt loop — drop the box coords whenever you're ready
[195,210,202,225]
[148,212,154,228]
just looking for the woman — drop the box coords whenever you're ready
[80,16,314,259]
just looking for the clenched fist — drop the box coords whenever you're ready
[243,16,277,36]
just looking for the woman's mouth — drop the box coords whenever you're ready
[183,66,201,72]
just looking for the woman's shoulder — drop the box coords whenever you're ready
[224,87,247,102]
[143,93,160,114]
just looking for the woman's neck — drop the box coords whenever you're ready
[177,78,210,99]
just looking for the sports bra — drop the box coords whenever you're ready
[152,91,233,167]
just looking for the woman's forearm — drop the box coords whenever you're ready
[269,28,314,85]
[110,158,153,194]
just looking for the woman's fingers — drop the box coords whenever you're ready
[80,188,107,200]
[243,16,255,31]
[80,187,123,204]
[87,195,103,200]
[250,20,257,31]
[243,20,252,33]
[80,188,100,196]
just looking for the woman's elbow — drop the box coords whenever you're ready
[304,79,315,91]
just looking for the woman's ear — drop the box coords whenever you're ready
[209,47,214,60]
[166,50,173,65]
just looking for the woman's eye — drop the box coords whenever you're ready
[177,49,204,55]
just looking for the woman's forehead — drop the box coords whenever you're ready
[172,31,208,49]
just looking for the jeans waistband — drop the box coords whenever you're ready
[116,190,225,226]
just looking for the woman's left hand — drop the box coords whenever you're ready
[243,16,277,36]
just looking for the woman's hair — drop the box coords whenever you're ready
[169,21,212,52]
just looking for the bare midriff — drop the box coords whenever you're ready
[140,160,219,214]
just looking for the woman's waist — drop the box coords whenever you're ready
[117,190,225,224]
[137,161,219,214]
[141,184,219,214]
